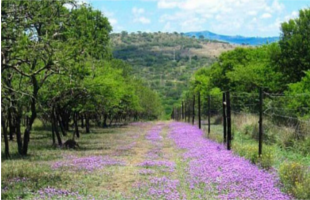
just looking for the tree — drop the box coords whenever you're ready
[1,0,112,155]
[285,70,310,118]
[278,8,310,83]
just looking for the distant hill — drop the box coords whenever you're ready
[185,31,279,45]
[111,32,237,118]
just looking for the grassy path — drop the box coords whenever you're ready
[2,121,291,199]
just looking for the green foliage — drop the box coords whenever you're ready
[279,162,310,199]
[111,32,224,117]
[278,9,310,83]
[233,143,274,169]
[1,0,163,157]
[285,70,310,119]
[293,137,310,156]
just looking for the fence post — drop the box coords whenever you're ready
[188,100,190,123]
[184,101,187,122]
[223,93,227,143]
[192,95,195,125]
[182,101,184,120]
[174,107,176,120]
[198,92,201,129]
[208,94,211,135]
[179,107,181,121]
[259,88,263,156]
[226,91,231,150]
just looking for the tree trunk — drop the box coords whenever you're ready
[85,114,90,133]
[22,75,38,155]
[51,121,56,145]
[54,120,62,146]
[73,112,80,138]
[15,108,23,155]
[8,109,14,140]
[52,109,62,146]
[56,110,67,136]
[1,113,10,158]
[103,114,108,128]
[62,111,70,131]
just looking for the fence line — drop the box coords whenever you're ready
[172,88,310,157]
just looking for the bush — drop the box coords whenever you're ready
[257,151,274,169]
[233,143,258,164]
[279,162,310,199]
[233,143,274,169]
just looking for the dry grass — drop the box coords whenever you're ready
[190,42,237,57]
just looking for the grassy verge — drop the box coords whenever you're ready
[1,121,150,199]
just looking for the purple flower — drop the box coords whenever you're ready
[33,186,86,200]
[51,156,125,171]
[168,122,291,200]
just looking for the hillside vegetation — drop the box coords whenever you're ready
[111,32,237,117]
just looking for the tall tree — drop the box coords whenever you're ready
[278,8,310,83]
[1,0,112,155]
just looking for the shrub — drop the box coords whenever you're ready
[233,143,274,169]
[279,162,310,199]
[257,151,274,169]
[233,143,259,164]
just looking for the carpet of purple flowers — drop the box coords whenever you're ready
[135,124,184,199]
[169,122,291,200]
[2,122,292,199]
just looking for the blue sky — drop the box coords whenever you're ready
[84,0,309,37]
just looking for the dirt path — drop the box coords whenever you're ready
[24,121,290,199]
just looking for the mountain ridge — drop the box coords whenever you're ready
[185,30,279,45]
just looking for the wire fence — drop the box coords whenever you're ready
[172,89,310,156]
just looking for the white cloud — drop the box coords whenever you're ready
[101,9,118,27]
[157,0,288,36]
[284,11,298,21]
[158,0,178,9]
[132,7,145,15]
[261,13,272,19]
[132,7,151,24]
[135,17,151,24]
[270,0,284,12]
[109,18,118,26]
[247,11,258,16]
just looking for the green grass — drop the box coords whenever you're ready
[1,120,143,199]
[1,121,191,199]
[204,115,310,169]
[203,114,310,198]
